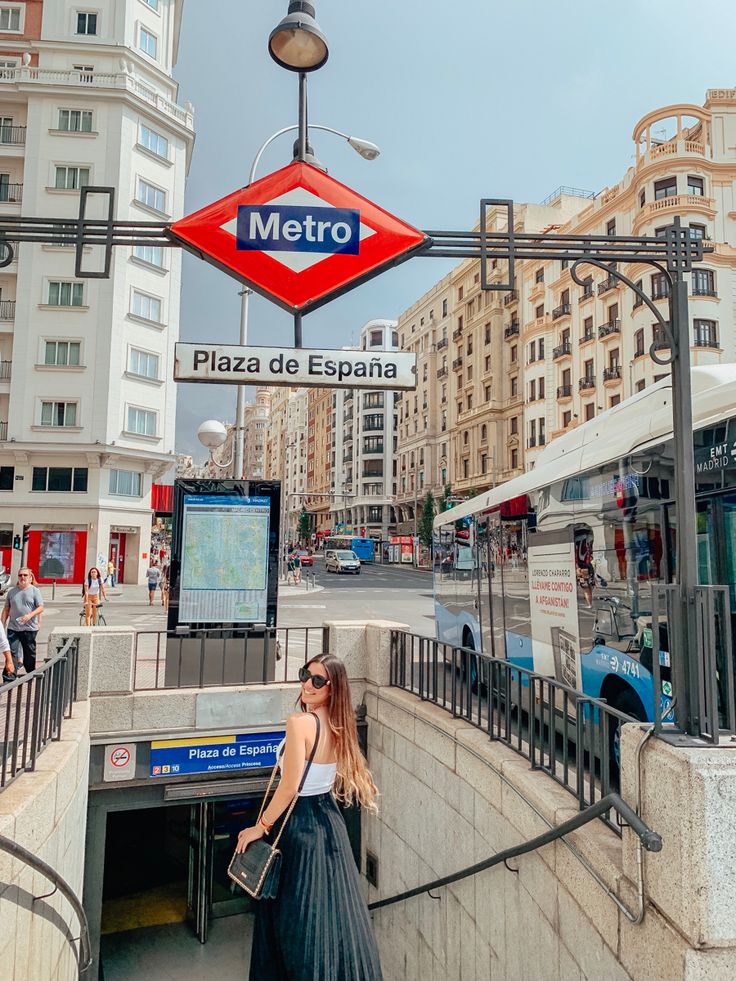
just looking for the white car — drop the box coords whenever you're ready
[325,550,361,574]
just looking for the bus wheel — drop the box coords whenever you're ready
[460,634,480,693]
[608,688,646,785]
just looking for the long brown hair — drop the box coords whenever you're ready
[300,653,378,812]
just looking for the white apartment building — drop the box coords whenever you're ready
[0,0,193,583]
[214,387,272,480]
[330,320,399,542]
[284,387,308,543]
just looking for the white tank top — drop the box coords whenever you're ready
[87,580,101,596]
[277,726,337,797]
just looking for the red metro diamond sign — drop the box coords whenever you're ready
[169,161,428,314]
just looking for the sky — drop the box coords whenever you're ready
[173,0,736,460]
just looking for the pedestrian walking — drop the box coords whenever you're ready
[107,559,116,589]
[239,653,383,980]
[146,560,161,606]
[83,567,107,626]
[0,616,14,683]
[1,569,44,675]
[160,563,170,610]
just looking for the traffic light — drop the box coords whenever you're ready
[12,534,20,550]
[22,524,29,544]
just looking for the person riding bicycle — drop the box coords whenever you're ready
[83,567,107,626]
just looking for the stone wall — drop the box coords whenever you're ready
[363,684,736,981]
[0,700,90,981]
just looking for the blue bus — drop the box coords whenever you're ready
[324,535,375,563]
[433,366,736,724]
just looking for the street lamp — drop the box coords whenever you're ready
[268,1,329,73]
[197,419,233,472]
[233,121,381,480]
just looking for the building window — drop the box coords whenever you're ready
[510,376,518,397]
[510,416,518,435]
[392,331,398,346]
[484,384,491,401]
[131,289,162,323]
[109,469,143,497]
[535,303,544,319]
[32,467,88,492]
[73,64,95,83]
[529,379,536,402]
[484,355,491,373]
[606,218,616,236]
[692,269,716,297]
[562,411,571,428]
[651,272,669,300]
[0,6,21,31]
[639,188,645,208]
[529,340,536,363]
[139,124,169,159]
[76,11,98,34]
[55,165,90,190]
[128,347,159,379]
[48,281,84,306]
[368,506,382,523]
[139,25,158,58]
[584,403,595,421]
[687,175,704,196]
[539,377,545,399]
[654,176,677,200]
[44,340,81,366]
[142,0,158,8]
[535,268,544,284]
[484,323,491,344]
[689,224,706,241]
[634,329,644,357]
[40,401,78,427]
[136,177,166,213]
[510,344,517,363]
[442,298,448,317]
[610,395,621,407]
[363,392,384,409]
[635,379,646,393]
[510,449,518,469]
[126,405,156,436]
[694,319,718,348]
[133,243,164,268]
[58,109,93,132]
[458,286,464,301]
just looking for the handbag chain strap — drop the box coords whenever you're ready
[258,714,322,850]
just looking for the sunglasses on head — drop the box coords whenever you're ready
[298,666,330,689]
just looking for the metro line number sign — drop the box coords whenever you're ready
[169,161,428,314]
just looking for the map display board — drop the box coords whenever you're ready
[179,494,270,623]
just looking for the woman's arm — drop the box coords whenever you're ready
[236,714,312,852]
[100,583,107,600]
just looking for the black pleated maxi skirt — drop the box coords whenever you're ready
[249,792,383,981]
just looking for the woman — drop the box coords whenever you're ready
[83,567,106,626]
[238,653,382,980]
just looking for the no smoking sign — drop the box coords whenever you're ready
[103,742,136,782]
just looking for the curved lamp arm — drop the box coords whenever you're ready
[248,124,379,184]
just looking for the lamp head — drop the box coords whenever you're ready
[197,419,227,451]
[347,136,381,161]
[268,1,329,72]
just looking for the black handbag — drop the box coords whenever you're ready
[228,715,321,900]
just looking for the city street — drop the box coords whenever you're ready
[34,559,435,662]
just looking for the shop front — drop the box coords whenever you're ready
[27,527,87,583]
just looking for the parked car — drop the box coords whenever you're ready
[325,550,361,575]
[297,550,313,567]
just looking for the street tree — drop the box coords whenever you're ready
[298,506,311,544]
[418,491,435,548]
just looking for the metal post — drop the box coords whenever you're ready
[297,72,308,162]
[294,311,303,348]
[669,274,699,735]
[234,287,251,479]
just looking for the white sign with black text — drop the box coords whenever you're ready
[174,343,417,390]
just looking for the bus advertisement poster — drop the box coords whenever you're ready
[527,538,581,689]
[150,730,285,778]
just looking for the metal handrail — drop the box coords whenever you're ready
[0,832,91,973]
[368,792,661,912]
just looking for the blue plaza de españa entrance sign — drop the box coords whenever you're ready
[150,730,285,777]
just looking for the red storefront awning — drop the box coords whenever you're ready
[152,483,174,515]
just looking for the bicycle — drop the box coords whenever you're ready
[79,603,107,627]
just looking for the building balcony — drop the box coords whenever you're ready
[0,300,14,321]
[504,322,520,339]
[579,329,595,345]
[552,340,572,360]
[692,286,718,298]
[529,280,545,300]
[363,443,384,454]
[0,67,194,131]
[0,125,25,146]
[342,453,353,463]
[552,302,571,320]
[436,366,448,379]
[503,289,518,307]
[597,277,619,296]
[0,183,22,203]
[452,357,463,370]
[694,337,719,349]
[0,420,6,440]
[636,194,716,227]
[0,360,10,380]
[436,336,448,350]
[598,319,621,339]
[578,286,594,304]
[524,314,550,335]
[452,326,463,340]
[579,376,595,392]
[603,365,622,383]
[527,437,537,448]
[556,384,573,400]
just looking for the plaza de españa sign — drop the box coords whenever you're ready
[168,161,428,314]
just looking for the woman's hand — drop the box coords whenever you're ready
[235,824,265,854]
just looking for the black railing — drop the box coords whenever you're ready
[692,286,717,297]
[579,376,595,391]
[0,299,15,319]
[504,322,519,338]
[0,360,9,380]
[436,337,448,350]
[597,277,618,295]
[552,340,572,360]
[436,366,448,379]
[579,330,595,344]
[132,626,329,690]
[551,302,571,320]
[694,337,719,349]
[452,327,463,340]
[603,365,622,382]
[0,183,22,203]
[0,636,79,791]
[503,289,518,306]
[557,384,573,398]
[578,286,594,303]
[0,125,26,145]
[598,319,621,339]
[0,421,6,440]
[452,356,463,370]
[388,631,637,833]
